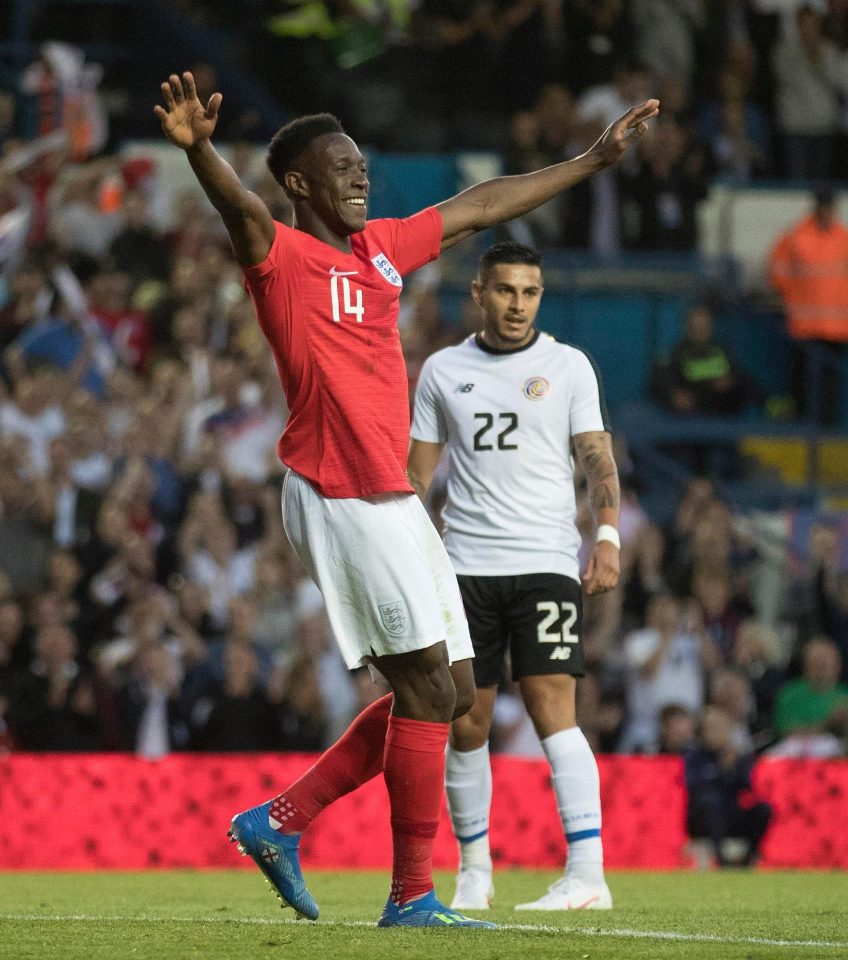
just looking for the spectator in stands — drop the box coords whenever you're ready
[692,569,746,662]
[5,296,112,399]
[619,509,668,631]
[658,703,696,754]
[251,546,302,662]
[771,637,848,757]
[116,640,188,758]
[562,1,633,93]
[0,599,26,678]
[576,63,653,255]
[631,0,704,95]
[223,594,268,676]
[618,117,708,250]
[270,653,328,752]
[768,184,848,424]
[620,593,720,753]
[65,388,112,491]
[33,434,102,548]
[173,579,219,646]
[0,602,15,750]
[731,620,785,744]
[189,640,274,751]
[820,573,848,683]
[0,259,52,362]
[0,364,66,474]
[85,267,152,372]
[503,110,567,247]
[650,305,762,416]
[669,496,757,625]
[109,189,170,283]
[784,520,840,647]
[685,704,772,867]
[182,516,256,630]
[709,668,756,753]
[7,622,99,751]
[203,361,280,484]
[0,437,53,594]
[772,5,843,179]
[75,496,130,588]
[699,69,771,182]
[0,600,25,751]
[50,159,121,258]
[167,304,213,404]
[45,547,84,620]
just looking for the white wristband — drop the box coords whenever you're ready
[596,524,621,549]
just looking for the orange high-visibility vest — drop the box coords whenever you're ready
[768,215,848,341]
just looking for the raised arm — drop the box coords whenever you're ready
[407,439,445,502]
[573,430,620,596]
[154,72,274,266]
[435,99,659,252]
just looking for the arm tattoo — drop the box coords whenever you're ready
[574,432,620,518]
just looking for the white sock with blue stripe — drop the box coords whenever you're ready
[445,742,493,874]
[541,726,605,887]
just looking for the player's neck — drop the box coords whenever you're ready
[293,209,354,254]
[476,328,539,354]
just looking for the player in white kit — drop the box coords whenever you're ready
[408,242,621,911]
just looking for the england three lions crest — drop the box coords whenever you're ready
[379,601,409,636]
[371,253,403,287]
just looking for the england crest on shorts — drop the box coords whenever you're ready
[379,601,409,636]
[371,252,403,287]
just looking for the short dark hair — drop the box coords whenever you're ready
[478,241,541,281]
[660,703,691,724]
[266,113,345,188]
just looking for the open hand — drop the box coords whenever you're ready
[590,99,660,167]
[154,71,221,149]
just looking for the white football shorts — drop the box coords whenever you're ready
[282,469,473,670]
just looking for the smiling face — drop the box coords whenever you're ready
[473,262,544,350]
[288,133,369,238]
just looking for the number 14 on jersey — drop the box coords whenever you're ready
[331,275,364,323]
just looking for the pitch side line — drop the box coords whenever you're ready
[0,914,845,949]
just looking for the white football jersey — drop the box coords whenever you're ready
[411,331,609,578]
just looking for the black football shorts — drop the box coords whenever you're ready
[456,573,585,687]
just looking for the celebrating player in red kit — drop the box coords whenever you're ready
[155,71,658,928]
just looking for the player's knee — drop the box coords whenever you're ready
[523,677,577,737]
[450,709,489,750]
[452,682,476,720]
[449,659,477,720]
[391,658,456,721]
[430,662,458,715]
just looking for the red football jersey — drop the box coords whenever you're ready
[242,206,442,498]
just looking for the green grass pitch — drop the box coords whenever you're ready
[1,869,846,960]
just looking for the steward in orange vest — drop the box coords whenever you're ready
[768,187,848,342]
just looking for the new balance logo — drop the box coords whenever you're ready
[455,383,475,393]
[549,647,572,661]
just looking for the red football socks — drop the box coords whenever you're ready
[269,693,392,834]
[383,714,450,905]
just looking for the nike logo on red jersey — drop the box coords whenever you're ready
[329,266,359,276]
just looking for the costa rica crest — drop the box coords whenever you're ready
[523,376,550,400]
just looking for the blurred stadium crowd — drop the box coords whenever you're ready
[0,0,847,762]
